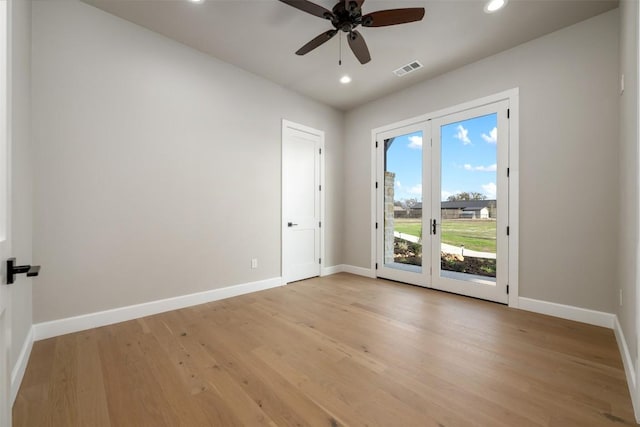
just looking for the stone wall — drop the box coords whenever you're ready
[384,172,395,264]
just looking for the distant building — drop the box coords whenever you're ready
[392,199,496,219]
[441,200,496,219]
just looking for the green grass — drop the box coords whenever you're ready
[393,218,496,253]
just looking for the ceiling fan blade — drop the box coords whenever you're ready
[348,30,371,64]
[296,30,338,56]
[362,8,425,27]
[279,0,334,20]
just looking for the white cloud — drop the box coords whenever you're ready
[407,184,422,195]
[464,163,497,172]
[482,127,497,144]
[408,135,422,149]
[454,125,471,145]
[482,182,497,198]
[395,180,402,188]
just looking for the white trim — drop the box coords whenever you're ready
[10,325,33,405]
[370,129,377,273]
[371,88,520,136]
[614,316,639,422]
[322,265,343,276]
[341,264,376,278]
[507,92,520,307]
[319,264,376,278]
[518,297,615,328]
[635,0,640,418]
[33,277,283,341]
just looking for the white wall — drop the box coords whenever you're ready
[343,10,619,313]
[31,0,344,322]
[10,0,32,377]
[618,0,639,375]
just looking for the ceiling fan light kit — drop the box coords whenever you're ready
[279,0,426,64]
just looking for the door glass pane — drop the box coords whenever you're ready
[384,131,423,272]
[440,114,497,283]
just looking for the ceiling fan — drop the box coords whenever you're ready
[279,0,425,64]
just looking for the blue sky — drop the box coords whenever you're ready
[386,113,497,202]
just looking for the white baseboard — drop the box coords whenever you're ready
[341,264,376,278]
[11,325,34,405]
[33,277,284,341]
[518,297,615,329]
[321,264,376,278]
[614,316,639,422]
[321,265,343,276]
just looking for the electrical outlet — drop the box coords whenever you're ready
[251,258,258,269]
[620,288,623,307]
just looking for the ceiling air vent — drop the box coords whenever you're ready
[393,60,423,77]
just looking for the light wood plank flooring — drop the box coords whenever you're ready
[13,273,638,426]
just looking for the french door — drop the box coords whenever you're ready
[376,122,431,287]
[376,99,510,304]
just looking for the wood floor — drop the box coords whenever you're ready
[13,273,638,426]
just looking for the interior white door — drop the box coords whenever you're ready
[282,120,322,283]
[0,1,11,424]
[431,101,509,304]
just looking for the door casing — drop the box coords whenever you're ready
[0,0,11,424]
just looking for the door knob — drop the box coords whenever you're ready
[287,222,299,227]
[6,258,40,285]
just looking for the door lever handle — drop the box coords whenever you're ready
[6,258,41,285]
[287,222,299,227]
[432,219,437,235]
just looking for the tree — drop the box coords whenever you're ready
[447,192,486,201]
[402,198,419,208]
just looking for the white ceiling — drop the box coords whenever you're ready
[83,0,618,111]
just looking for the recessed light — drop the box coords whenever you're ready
[340,75,352,84]
[484,0,507,13]
[189,0,204,3]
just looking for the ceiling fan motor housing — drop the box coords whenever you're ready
[331,1,362,32]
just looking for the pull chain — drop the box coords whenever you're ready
[338,32,342,66]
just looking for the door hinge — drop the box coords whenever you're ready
[319,185,322,191]
[375,222,378,229]
[507,108,510,119]
[375,141,379,148]
[430,138,433,147]
[375,263,378,270]
[319,221,321,228]
[506,226,510,236]
[375,181,378,189]
[506,284,510,294]
[507,167,510,177]
[319,148,322,155]
[319,258,321,265]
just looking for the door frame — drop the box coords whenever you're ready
[0,0,10,423]
[370,88,519,307]
[281,119,325,284]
